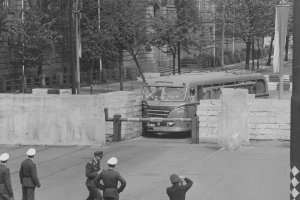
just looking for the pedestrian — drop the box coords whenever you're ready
[93,157,126,200]
[166,174,193,200]
[86,150,104,200]
[19,148,41,200]
[0,153,14,200]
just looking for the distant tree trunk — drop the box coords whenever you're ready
[37,62,43,76]
[177,42,181,74]
[90,59,95,85]
[267,35,274,66]
[172,51,176,75]
[118,48,123,91]
[251,39,255,70]
[285,35,289,61]
[256,39,260,70]
[132,54,146,83]
[245,41,251,69]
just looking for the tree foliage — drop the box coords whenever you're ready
[150,0,204,71]
[1,2,61,75]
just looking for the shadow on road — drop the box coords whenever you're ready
[143,131,191,139]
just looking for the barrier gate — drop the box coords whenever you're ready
[104,108,199,144]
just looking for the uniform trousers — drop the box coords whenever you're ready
[103,197,119,200]
[0,194,14,200]
[86,185,102,200]
[22,186,35,200]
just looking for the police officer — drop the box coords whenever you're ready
[166,174,193,200]
[94,157,126,200]
[19,148,41,200]
[86,150,103,200]
[0,153,14,200]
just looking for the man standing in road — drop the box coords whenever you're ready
[86,150,104,200]
[167,174,193,200]
[19,148,41,200]
[94,157,126,200]
[0,153,14,200]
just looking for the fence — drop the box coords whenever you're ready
[0,68,139,93]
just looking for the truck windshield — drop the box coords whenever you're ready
[144,86,186,102]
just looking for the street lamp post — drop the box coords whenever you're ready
[290,1,300,200]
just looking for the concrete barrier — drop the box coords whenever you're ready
[197,90,290,143]
[0,91,143,146]
[103,91,143,140]
[0,94,105,146]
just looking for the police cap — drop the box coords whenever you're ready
[170,174,180,183]
[94,150,103,157]
[26,148,36,156]
[107,157,118,165]
[0,153,9,162]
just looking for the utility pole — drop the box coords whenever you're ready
[176,1,181,74]
[69,0,76,94]
[98,0,103,74]
[21,0,25,93]
[290,1,300,200]
[221,0,227,69]
[74,0,81,94]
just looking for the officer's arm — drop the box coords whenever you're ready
[166,188,171,198]
[31,164,41,187]
[117,172,126,193]
[19,165,23,184]
[93,173,104,189]
[4,168,13,196]
[85,163,98,179]
[182,177,193,192]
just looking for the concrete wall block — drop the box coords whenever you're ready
[199,116,218,122]
[197,110,220,116]
[0,95,106,146]
[218,89,249,147]
[249,111,289,117]
[249,123,290,130]
[102,91,142,139]
[250,129,290,140]
[199,121,218,127]
[249,116,290,124]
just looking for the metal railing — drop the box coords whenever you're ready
[0,68,139,93]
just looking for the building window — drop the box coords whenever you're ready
[2,0,8,7]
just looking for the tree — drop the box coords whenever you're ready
[100,0,151,87]
[219,0,278,69]
[150,0,204,74]
[1,6,61,76]
[80,0,112,75]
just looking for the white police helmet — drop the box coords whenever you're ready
[26,148,36,156]
[0,153,9,162]
[107,157,118,165]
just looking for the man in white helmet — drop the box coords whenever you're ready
[0,153,14,200]
[94,157,126,200]
[19,148,41,200]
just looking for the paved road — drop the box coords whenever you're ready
[1,138,290,200]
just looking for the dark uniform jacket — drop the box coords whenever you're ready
[0,164,13,195]
[19,159,41,188]
[93,168,126,198]
[166,177,193,200]
[85,158,101,186]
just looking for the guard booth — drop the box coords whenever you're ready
[104,108,199,144]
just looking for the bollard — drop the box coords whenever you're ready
[113,115,122,142]
[191,115,199,144]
